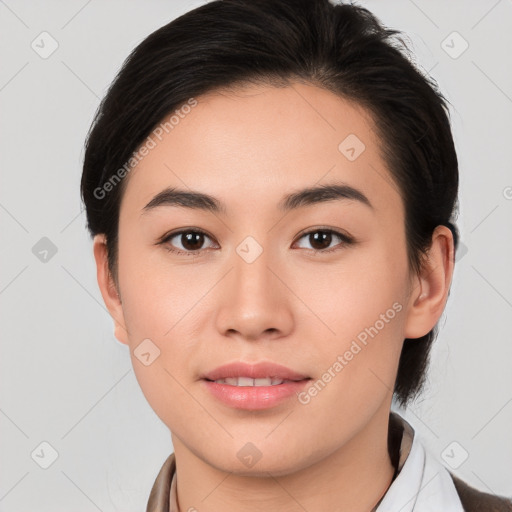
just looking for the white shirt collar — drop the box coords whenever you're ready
[376,413,464,512]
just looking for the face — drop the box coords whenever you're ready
[95,82,436,476]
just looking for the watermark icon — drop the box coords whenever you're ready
[134,338,161,366]
[93,97,198,201]
[503,186,512,200]
[31,441,59,469]
[455,240,468,262]
[441,31,469,60]
[236,236,264,264]
[32,236,58,263]
[237,442,263,468]
[441,441,469,469]
[338,133,365,161]
[31,31,59,59]
[297,301,403,405]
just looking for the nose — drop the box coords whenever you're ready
[214,243,295,342]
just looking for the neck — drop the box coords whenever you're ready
[171,404,396,512]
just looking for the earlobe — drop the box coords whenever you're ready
[403,226,455,339]
[92,234,129,345]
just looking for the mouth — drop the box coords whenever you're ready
[200,360,311,382]
[202,377,312,410]
[203,376,311,386]
[200,361,312,409]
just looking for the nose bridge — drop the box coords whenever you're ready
[232,235,275,304]
[214,233,294,340]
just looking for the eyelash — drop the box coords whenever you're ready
[158,227,354,257]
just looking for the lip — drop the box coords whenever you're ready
[201,361,310,381]
[200,361,311,410]
[202,379,310,410]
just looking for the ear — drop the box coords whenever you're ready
[93,234,129,345]
[403,225,455,339]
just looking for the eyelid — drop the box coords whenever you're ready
[294,225,353,242]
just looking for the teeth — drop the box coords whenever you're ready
[213,377,286,386]
[239,376,256,386]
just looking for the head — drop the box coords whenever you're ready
[81,0,458,474]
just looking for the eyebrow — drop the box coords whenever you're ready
[141,182,374,216]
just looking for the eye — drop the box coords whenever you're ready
[293,228,354,254]
[159,229,217,256]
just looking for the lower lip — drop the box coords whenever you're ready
[202,379,311,410]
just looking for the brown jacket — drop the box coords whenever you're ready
[145,451,512,512]
[450,473,512,512]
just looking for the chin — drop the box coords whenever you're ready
[201,445,316,478]
[226,459,299,478]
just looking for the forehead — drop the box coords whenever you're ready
[120,82,402,221]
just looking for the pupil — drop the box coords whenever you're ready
[182,232,203,250]
[310,231,331,250]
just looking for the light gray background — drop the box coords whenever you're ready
[1,0,511,510]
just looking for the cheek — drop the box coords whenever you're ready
[296,307,405,431]
[117,244,212,393]
[295,248,408,398]
[117,231,204,339]
[296,244,408,338]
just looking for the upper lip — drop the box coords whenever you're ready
[201,361,310,381]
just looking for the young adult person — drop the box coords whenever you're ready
[80,1,512,510]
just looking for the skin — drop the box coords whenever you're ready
[93,81,454,512]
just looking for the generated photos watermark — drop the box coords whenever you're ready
[93,97,198,200]
[297,301,403,405]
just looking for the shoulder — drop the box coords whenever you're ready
[450,472,512,512]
